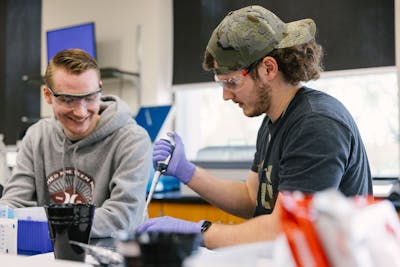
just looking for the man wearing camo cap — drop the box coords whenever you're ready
[137,6,372,249]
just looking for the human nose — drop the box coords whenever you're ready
[222,88,235,101]
[71,99,89,115]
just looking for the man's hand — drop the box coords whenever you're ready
[152,132,195,184]
[135,216,203,234]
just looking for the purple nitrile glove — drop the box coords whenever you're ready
[135,216,204,234]
[152,132,195,184]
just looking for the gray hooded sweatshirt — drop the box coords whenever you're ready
[0,95,152,237]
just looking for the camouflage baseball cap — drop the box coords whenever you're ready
[206,5,316,74]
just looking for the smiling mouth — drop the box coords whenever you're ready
[68,115,90,123]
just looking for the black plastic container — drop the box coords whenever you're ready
[116,231,201,267]
[45,203,95,262]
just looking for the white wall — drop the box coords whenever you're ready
[396,0,400,172]
[40,0,173,117]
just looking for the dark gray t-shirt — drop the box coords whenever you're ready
[252,87,372,216]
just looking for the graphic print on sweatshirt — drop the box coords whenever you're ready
[47,167,95,204]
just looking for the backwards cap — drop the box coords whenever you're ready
[206,5,316,74]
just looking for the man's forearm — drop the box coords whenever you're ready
[187,167,256,218]
[203,212,281,249]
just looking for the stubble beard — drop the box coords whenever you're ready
[247,80,272,117]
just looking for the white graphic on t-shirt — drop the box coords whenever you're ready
[47,168,94,204]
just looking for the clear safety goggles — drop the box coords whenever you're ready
[47,86,102,108]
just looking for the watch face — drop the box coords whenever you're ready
[201,220,212,233]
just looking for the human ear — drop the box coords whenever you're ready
[42,85,53,104]
[260,56,279,79]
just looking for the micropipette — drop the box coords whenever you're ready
[143,137,175,218]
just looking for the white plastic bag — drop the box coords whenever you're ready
[313,190,400,267]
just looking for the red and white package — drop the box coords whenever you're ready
[280,192,331,267]
[280,189,400,267]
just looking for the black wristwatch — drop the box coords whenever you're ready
[201,220,212,233]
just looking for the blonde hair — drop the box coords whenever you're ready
[44,48,100,88]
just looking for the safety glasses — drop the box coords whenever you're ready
[213,58,262,91]
[47,86,102,108]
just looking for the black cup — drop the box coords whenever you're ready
[45,203,95,262]
[117,232,202,267]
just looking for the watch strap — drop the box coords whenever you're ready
[201,220,212,233]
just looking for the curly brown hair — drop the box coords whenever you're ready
[203,41,324,85]
[265,41,324,85]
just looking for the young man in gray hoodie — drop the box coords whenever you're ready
[0,48,152,238]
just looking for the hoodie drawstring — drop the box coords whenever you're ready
[72,145,79,198]
[61,137,68,198]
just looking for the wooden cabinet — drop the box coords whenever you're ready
[148,201,245,224]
